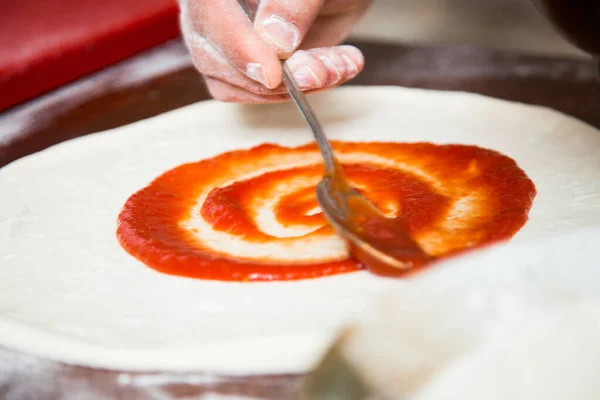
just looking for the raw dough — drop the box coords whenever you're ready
[330,226,600,400]
[1,86,600,374]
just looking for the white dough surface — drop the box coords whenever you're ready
[1,86,600,374]
[341,226,600,400]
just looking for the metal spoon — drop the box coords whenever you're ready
[297,89,433,275]
[237,2,433,275]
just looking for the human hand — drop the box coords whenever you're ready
[179,0,371,102]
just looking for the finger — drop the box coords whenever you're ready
[301,0,373,49]
[189,43,363,96]
[184,0,283,88]
[285,46,364,88]
[185,31,283,95]
[205,77,290,103]
[206,77,334,103]
[205,46,364,103]
[253,0,324,59]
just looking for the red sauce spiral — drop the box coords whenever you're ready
[117,141,536,281]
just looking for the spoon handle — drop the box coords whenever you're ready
[281,64,336,174]
[236,0,336,175]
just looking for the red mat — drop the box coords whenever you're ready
[0,0,180,112]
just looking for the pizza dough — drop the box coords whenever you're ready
[1,86,600,374]
[316,226,600,400]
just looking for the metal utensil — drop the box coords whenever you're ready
[237,1,432,275]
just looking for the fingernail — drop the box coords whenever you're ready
[293,66,321,89]
[261,15,299,53]
[318,55,341,83]
[246,63,270,87]
[342,55,359,76]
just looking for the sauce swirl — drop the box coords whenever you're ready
[117,141,536,281]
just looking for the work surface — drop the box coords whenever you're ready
[0,39,598,399]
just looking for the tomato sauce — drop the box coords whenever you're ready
[117,141,536,281]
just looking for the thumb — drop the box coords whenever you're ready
[253,0,324,59]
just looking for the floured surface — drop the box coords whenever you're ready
[0,86,599,374]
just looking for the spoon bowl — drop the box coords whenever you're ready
[316,161,433,277]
